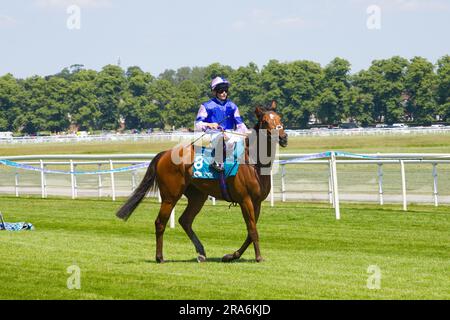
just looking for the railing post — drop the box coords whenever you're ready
[281,164,286,202]
[110,160,116,201]
[378,163,384,205]
[170,208,175,229]
[70,160,76,199]
[15,171,19,197]
[74,164,78,198]
[432,163,438,207]
[331,152,340,220]
[131,168,137,192]
[270,167,274,207]
[328,159,334,205]
[40,160,46,199]
[98,164,102,198]
[400,160,407,211]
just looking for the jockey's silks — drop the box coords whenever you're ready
[195,98,245,131]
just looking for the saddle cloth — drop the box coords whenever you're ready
[192,138,245,180]
[0,222,34,231]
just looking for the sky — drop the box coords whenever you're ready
[0,0,449,78]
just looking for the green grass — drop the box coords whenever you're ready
[0,196,448,300]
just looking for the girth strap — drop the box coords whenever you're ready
[218,171,236,204]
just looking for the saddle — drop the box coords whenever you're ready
[192,139,245,203]
[192,139,245,180]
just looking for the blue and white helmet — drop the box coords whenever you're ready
[210,76,230,91]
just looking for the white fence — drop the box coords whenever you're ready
[1,126,450,145]
[1,153,450,221]
[285,127,450,137]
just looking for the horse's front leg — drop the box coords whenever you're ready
[223,199,263,263]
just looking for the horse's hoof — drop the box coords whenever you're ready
[256,256,264,263]
[197,255,207,263]
[222,254,234,263]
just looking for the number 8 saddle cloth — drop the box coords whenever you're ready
[192,139,245,180]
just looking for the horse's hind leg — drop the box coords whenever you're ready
[179,186,208,262]
[155,200,178,263]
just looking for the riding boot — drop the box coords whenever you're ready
[210,161,224,173]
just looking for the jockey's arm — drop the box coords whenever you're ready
[195,105,218,131]
[236,123,248,134]
[233,105,248,134]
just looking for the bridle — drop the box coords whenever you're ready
[255,111,285,137]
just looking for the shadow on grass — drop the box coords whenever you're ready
[137,257,258,264]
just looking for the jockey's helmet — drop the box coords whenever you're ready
[211,77,230,91]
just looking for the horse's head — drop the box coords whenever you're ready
[255,101,288,148]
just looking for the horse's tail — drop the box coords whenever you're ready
[116,151,165,221]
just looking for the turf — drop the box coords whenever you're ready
[0,196,448,300]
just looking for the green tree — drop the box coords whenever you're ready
[126,66,153,96]
[436,55,450,121]
[3,55,448,134]
[344,86,374,126]
[158,69,176,84]
[95,65,127,131]
[0,74,24,131]
[164,80,201,129]
[229,62,262,125]
[120,67,155,130]
[34,76,70,133]
[189,67,207,85]
[18,76,49,134]
[405,57,438,125]
[317,58,351,125]
[67,69,100,131]
[260,59,323,128]
[148,79,176,130]
[354,56,409,124]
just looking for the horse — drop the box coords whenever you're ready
[116,101,288,263]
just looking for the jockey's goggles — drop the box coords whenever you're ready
[216,88,228,94]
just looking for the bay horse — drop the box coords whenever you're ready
[116,101,288,263]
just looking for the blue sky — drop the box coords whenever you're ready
[1,0,449,78]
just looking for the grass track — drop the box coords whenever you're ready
[0,196,448,300]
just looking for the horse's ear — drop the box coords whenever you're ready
[255,106,264,118]
[270,100,277,110]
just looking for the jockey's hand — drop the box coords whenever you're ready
[206,123,220,130]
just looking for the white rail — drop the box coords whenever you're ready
[1,153,449,222]
[1,127,450,145]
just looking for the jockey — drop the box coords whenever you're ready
[195,76,248,172]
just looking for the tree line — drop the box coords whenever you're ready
[0,55,449,134]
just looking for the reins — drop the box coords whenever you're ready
[189,115,232,146]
